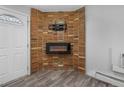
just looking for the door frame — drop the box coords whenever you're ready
[0,6,31,75]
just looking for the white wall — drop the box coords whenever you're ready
[86,6,124,80]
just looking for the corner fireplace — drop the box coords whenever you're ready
[46,42,71,54]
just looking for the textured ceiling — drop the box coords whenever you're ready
[4,5,84,14]
[29,5,84,12]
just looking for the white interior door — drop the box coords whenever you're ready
[0,8,28,85]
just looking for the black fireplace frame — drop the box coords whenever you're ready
[46,42,71,54]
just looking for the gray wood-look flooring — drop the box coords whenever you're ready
[1,70,115,87]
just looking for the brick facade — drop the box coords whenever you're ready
[31,7,85,73]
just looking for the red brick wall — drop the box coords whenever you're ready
[31,8,85,73]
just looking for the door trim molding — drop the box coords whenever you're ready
[27,15,31,75]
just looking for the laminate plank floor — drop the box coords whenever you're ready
[1,70,115,87]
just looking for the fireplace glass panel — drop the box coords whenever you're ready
[46,43,71,54]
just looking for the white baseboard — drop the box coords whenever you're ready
[113,65,124,74]
[86,70,124,87]
[86,71,96,77]
[95,72,124,87]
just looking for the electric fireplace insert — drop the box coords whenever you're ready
[46,42,71,54]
